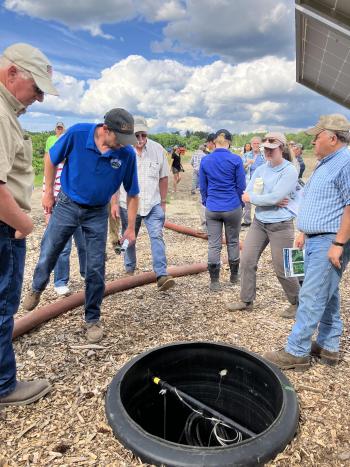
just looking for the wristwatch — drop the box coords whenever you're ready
[332,240,345,247]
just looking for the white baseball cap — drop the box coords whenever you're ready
[3,43,58,96]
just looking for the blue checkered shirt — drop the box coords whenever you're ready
[297,146,350,234]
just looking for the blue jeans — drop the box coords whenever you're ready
[32,191,108,323]
[53,227,86,287]
[0,222,25,397]
[119,204,167,277]
[286,234,350,356]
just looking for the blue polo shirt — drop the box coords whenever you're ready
[49,123,139,206]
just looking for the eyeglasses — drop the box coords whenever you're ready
[135,133,147,139]
[313,129,329,142]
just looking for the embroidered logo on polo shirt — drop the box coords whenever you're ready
[110,158,122,169]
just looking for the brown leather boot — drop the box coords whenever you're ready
[263,349,310,371]
[157,275,175,292]
[0,380,51,407]
[310,341,340,366]
[22,289,42,311]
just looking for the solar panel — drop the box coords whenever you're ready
[296,0,350,108]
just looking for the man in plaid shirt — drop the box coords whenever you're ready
[190,144,207,195]
[114,116,175,292]
[264,114,350,371]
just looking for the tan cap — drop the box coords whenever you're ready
[305,114,350,135]
[262,132,286,149]
[134,116,148,134]
[3,43,58,96]
[56,121,64,128]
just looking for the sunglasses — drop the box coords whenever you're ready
[262,138,280,145]
[136,133,147,139]
[33,83,44,96]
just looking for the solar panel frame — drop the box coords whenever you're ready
[295,0,350,108]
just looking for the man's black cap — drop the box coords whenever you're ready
[104,108,137,145]
[206,133,216,143]
[215,128,232,142]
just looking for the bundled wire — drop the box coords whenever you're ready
[153,376,252,447]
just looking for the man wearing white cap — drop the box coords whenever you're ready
[112,116,175,291]
[0,43,58,407]
[264,115,350,370]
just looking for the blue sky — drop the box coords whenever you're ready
[1,0,349,134]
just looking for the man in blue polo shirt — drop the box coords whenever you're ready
[264,114,350,371]
[23,108,139,343]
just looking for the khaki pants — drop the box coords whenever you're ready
[240,218,299,304]
[108,203,120,247]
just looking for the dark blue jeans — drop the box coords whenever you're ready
[53,227,86,287]
[32,191,108,323]
[0,222,25,397]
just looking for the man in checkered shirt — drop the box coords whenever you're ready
[264,114,350,371]
[190,144,207,195]
[113,116,175,292]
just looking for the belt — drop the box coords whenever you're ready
[0,221,16,238]
[306,232,335,238]
[75,201,106,210]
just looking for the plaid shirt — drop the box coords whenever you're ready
[297,146,350,234]
[119,138,169,216]
[191,150,206,171]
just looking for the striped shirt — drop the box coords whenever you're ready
[42,134,64,198]
[297,146,350,234]
[119,138,169,216]
[42,162,64,198]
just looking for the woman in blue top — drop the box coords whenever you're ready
[199,129,246,291]
[227,132,300,318]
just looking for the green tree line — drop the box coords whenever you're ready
[29,130,314,175]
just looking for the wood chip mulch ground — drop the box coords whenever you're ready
[1,167,350,466]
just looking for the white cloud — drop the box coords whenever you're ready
[152,0,294,61]
[4,0,135,38]
[5,0,294,60]
[29,71,86,113]
[31,53,335,133]
[138,0,187,22]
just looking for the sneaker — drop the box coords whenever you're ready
[263,349,310,371]
[23,289,42,311]
[54,285,70,296]
[310,341,340,366]
[86,321,103,343]
[226,301,253,312]
[280,303,297,319]
[125,270,135,276]
[157,275,175,292]
[0,380,51,407]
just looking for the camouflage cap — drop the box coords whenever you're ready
[305,114,350,135]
